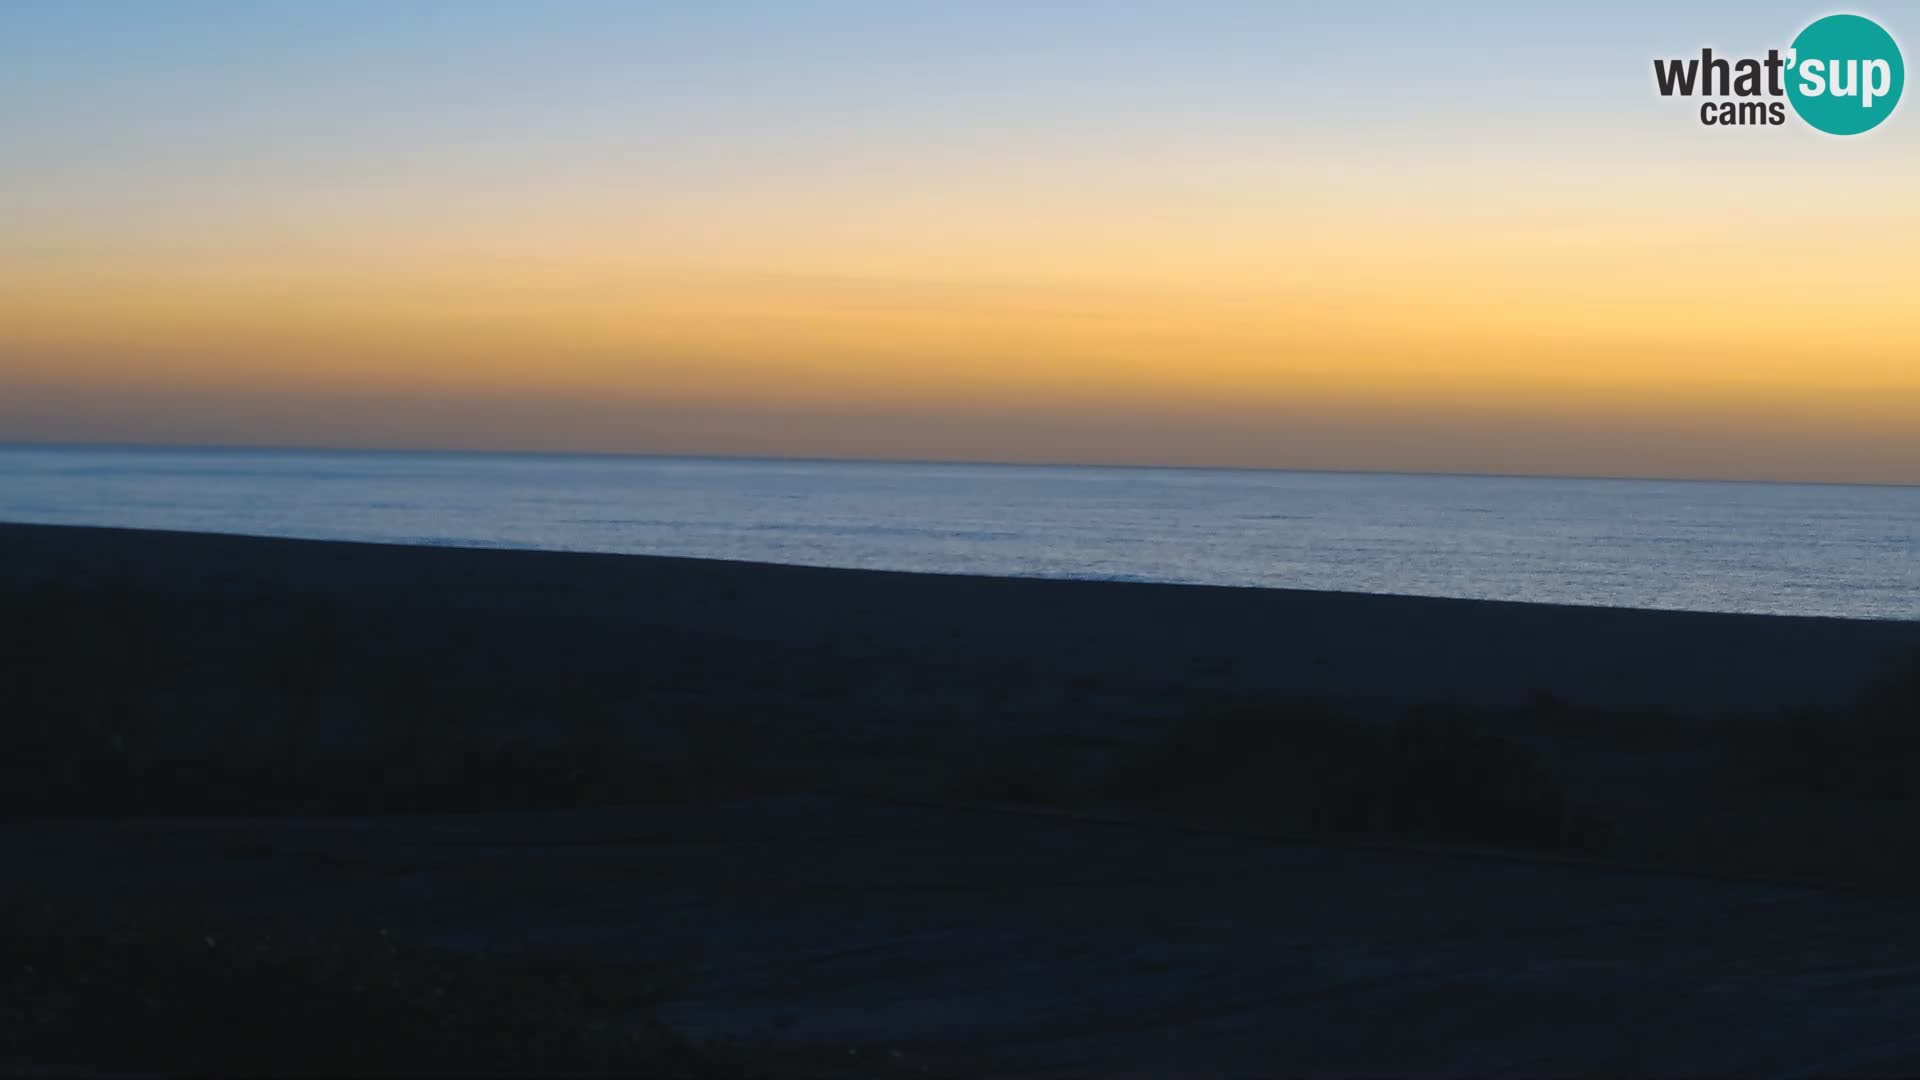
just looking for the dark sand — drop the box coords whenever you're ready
[6,521,1917,726]
[13,797,1920,1077]
[9,522,1920,1075]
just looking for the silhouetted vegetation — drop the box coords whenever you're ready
[1742,651,1920,800]
[941,763,1079,805]
[938,740,1088,805]
[1105,702,1609,852]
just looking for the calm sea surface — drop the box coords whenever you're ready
[1,445,1914,620]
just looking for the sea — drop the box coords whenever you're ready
[1,444,1914,621]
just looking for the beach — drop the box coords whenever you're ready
[7,520,1917,724]
[8,521,1920,1075]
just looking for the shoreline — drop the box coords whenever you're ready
[6,520,1917,722]
[8,516,1920,625]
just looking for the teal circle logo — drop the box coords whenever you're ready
[1787,14,1904,134]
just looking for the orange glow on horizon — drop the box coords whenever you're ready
[6,97,1920,484]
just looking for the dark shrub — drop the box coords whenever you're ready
[1105,702,1375,823]
[1860,651,1920,727]
[1748,652,1920,800]
[1107,701,1595,852]
[1382,706,1572,848]
[941,755,1081,805]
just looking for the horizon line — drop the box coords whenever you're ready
[5,436,1919,493]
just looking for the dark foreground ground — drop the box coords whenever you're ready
[6,522,1920,1075]
[13,795,1920,1079]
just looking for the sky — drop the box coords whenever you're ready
[3,1,1918,483]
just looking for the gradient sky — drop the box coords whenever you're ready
[3,1,1918,483]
